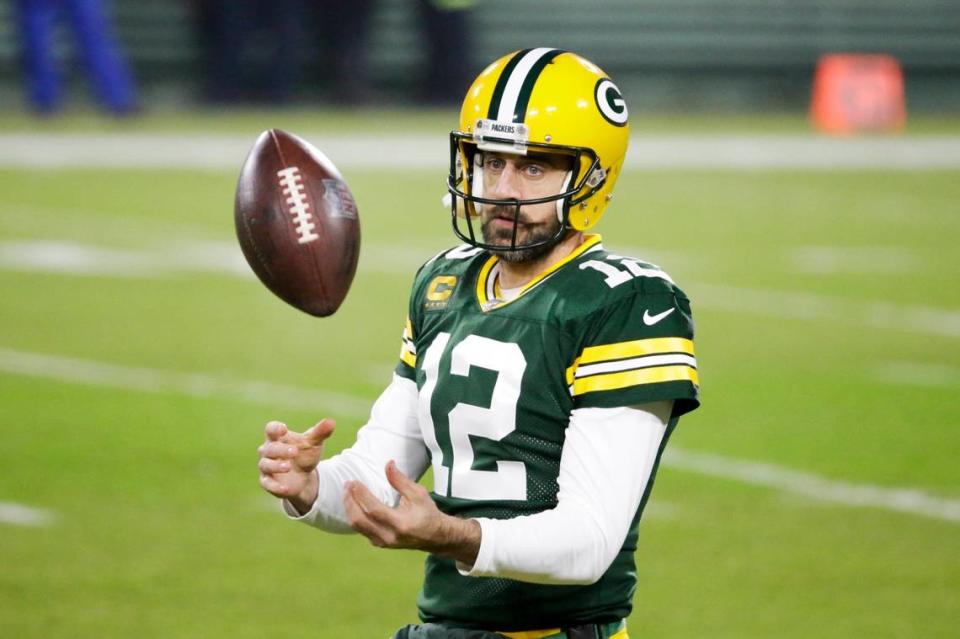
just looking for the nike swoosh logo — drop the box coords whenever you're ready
[643,307,676,326]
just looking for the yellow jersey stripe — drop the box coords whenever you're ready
[498,628,562,639]
[475,254,498,305]
[498,622,628,639]
[475,234,603,311]
[571,364,699,396]
[399,316,417,367]
[566,337,695,384]
[580,336,695,363]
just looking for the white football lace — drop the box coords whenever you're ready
[276,166,319,244]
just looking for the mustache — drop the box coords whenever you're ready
[484,205,533,225]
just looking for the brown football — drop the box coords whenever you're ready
[234,129,360,317]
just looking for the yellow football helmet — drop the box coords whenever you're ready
[447,48,630,251]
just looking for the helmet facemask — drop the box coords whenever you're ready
[446,130,606,255]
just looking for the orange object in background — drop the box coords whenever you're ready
[810,54,906,135]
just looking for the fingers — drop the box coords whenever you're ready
[258,457,291,474]
[258,441,298,460]
[259,420,326,502]
[257,444,297,498]
[264,420,288,441]
[260,473,296,498]
[304,418,336,446]
[262,417,333,450]
[343,482,396,547]
[350,481,399,526]
[385,460,424,501]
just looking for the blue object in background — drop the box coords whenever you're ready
[15,0,138,114]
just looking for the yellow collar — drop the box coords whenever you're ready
[475,234,602,312]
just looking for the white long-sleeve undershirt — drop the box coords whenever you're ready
[282,374,429,532]
[284,374,670,585]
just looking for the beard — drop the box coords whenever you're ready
[480,205,565,263]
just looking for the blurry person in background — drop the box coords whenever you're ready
[194,0,377,106]
[193,0,306,105]
[14,0,139,115]
[312,0,477,106]
[417,0,475,105]
[193,0,472,108]
[311,0,378,105]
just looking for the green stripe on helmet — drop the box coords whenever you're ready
[512,49,565,124]
[487,49,532,121]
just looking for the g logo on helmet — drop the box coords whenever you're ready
[595,78,628,127]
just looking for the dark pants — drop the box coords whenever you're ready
[195,0,306,104]
[416,0,474,104]
[393,621,622,639]
[393,625,503,639]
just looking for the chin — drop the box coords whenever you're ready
[488,239,558,264]
[480,219,568,263]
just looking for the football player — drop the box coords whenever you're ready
[258,48,700,639]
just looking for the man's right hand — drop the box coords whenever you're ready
[258,418,336,515]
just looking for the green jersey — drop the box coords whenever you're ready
[395,235,700,630]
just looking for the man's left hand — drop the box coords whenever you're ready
[343,460,480,566]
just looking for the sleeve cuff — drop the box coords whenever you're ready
[455,518,497,577]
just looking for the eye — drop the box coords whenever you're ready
[523,163,546,177]
[486,156,506,171]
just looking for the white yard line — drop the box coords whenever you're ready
[1,347,957,525]
[0,347,370,418]
[626,135,960,169]
[694,282,960,338]
[0,238,429,279]
[0,501,57,527]
[870,361,960,388]
[665,449,960,523]
[3,238,958,338]
[0,239,251,278]
[1,133,959,169]
[787,246,922,275]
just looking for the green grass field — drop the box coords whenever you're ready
[1,111,958,638]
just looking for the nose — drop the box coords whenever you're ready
[488,163,522,200]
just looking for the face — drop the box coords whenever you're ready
[478,151,573,262]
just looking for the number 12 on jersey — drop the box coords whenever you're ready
[418,332,528,501]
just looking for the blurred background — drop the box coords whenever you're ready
[0,1,958,638]
[1,0,959,112]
